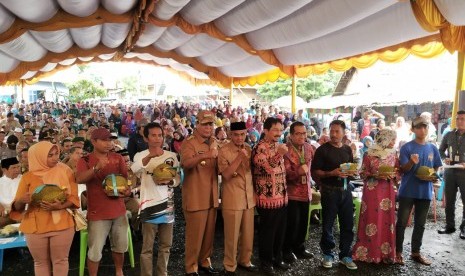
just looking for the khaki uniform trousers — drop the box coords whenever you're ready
[222,208,255,272]
[140,222,173,276]
[183,207,217,273]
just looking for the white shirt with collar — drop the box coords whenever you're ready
[0,174,21,210]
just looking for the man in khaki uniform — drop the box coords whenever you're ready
[218,122,257,275]
[181,110,220,276]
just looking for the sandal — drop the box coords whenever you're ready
[411,254,432,266]
[395,253,405,265]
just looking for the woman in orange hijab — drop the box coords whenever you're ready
[11,141,79,276]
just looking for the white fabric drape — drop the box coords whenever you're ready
[57,0,99,17]
[102,23,132,48]
[246,0,395,50]
[0,51,19,73]
[70,25,102,50]
[181,0,244,25]
[199,43,249,67]
[39,63,57,72]
[30,30,73,53]
[101,0,138,15]
[152,0,191,21]
[153,26,193,52]
[215,0,313,37]
[274,3,432,65]
[1,0,57,23]
[0,32,47,62]
[219,56,275,77]
[176,34,225,58]
[136,25,167,48]
[0,5,15,34]
[434,0,465,25]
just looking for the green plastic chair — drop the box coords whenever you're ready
[79,227,135,276]
[353,197,362,233]
[306,202,322,240]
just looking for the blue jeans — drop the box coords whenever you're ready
[395,197,430,254]
[320,187,354,259]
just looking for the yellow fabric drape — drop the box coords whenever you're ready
[233,36,445,86]
[410,0,465,52]
[451,52,465,129]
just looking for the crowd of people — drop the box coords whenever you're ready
[0,99,464,276]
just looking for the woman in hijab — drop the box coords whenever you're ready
[10,141,79,276]
[360,136,374,157]
[352,129,400,264]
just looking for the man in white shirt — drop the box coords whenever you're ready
[131,122,179,276]
[0,157,21,227]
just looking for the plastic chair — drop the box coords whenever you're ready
[353,197,362,233]
[79,227,135,276]
[306,202,322,240]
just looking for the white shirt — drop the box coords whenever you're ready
[131,150,179,214]
[0,175,21,210]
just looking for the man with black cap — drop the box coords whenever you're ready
[181,110,220,275]
[395,116,442,266]
[0,157,21,227]
[76,128,131,276]
[218,121,257,275]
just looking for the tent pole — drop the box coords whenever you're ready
[452,52,465,129]
[292,67,296,114]
[229,78,234,106]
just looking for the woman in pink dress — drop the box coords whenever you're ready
[353,129,400,264]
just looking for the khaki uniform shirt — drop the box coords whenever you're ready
[181,132,219,211]
[218,143,255,210]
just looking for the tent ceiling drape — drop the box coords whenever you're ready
[0,0,464,87]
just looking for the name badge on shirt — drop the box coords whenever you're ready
[301,175,307,184]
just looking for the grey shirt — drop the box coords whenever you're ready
[439,129,465,163]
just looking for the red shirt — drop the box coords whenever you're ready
[77,152,128,221]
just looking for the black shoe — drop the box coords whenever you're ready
[185,273,199,276]
[294,249,314,259]
[460,228,465,239]
[273,261,291,271]
[260,264,275,275]
[437,227,456,234]
[223,270,236,276]
[199,266,220,275]
[237,263,259,272]
[283,252,298,263]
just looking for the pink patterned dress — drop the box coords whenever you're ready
[352,152,400,263]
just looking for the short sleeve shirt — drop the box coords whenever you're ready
[311,142,353,187]
[398,140,442,200]
[77,152,128,221]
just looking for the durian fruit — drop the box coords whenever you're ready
[31,184,67,205]
[0,224,18,237]
[340,163,358,172]
[152,163,177,183]
[102,174,129,196]
[416,166,435,176]
[379,165,395,173]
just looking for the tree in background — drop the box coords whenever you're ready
[66,65,106,102]
[257,71,342,102]
[117,74,148,99]
[68,79,107,102]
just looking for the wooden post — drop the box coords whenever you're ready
[452,52,465,129]
[291,68,297,114]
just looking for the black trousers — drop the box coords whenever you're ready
[257,206,287,265]
[283,200,309,254]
